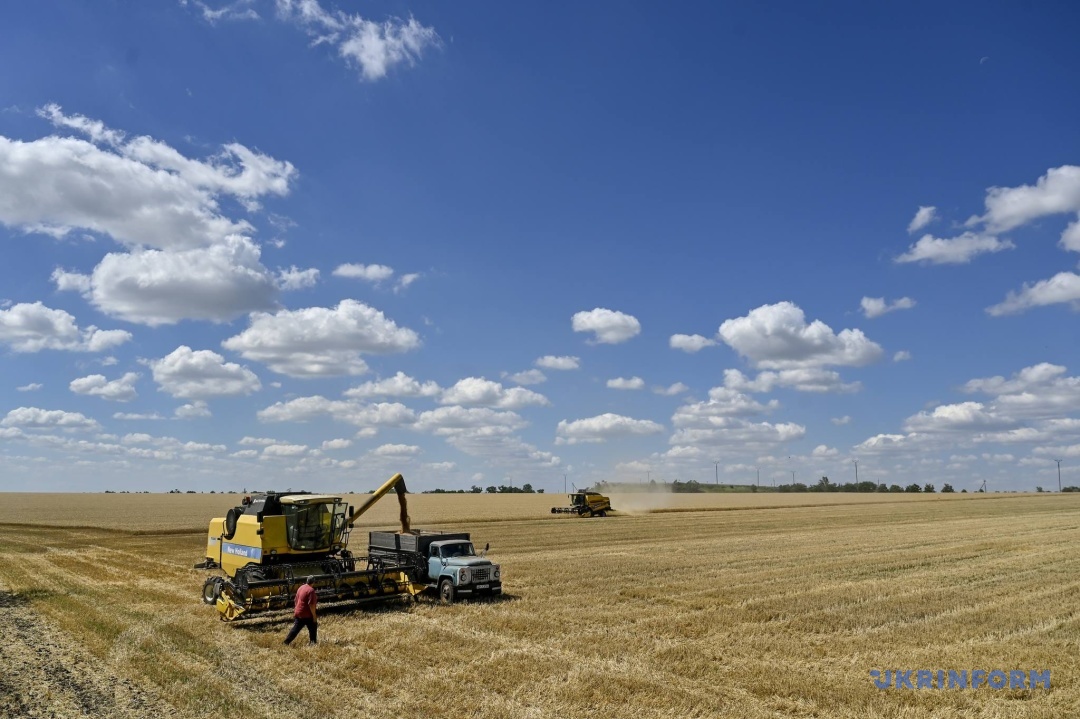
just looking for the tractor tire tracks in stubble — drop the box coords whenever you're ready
[0,588,176,719]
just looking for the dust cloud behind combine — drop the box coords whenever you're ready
[608,490,677,515]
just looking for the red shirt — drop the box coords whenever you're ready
[294,583,317,619]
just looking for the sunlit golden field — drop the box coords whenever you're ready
[1,493,1078,718]
[0,489,1010,531]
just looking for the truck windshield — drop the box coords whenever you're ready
[284,501,346,551]
[440,542,475,558]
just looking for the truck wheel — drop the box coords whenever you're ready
[438,578,456,604]
[596,510,606,517]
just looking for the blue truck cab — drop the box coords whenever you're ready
[369,530,502,603]
[426,538,502,602]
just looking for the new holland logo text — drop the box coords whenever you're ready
[222,543,262,561]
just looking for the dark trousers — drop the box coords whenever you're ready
[284,617,318,645]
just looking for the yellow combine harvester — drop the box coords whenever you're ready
[550,490,613,517]
[195,473,422,621]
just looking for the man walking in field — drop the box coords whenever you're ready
[284,576,318,646]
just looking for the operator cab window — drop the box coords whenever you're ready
[284,501,347,550]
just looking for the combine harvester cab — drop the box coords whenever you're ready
[551,490,612,517]
[195,473,423,621]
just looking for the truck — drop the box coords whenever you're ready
[368,530,502,603]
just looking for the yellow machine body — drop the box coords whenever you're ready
[203,494,348,578]
[197,474,425,621]
[551,490,613,517]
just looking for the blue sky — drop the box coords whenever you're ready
[2,0,1079,492]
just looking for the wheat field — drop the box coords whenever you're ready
[0,489,1005,531]
[1,492,1077,718]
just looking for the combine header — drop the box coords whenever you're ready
[196,473,422,621]
[551,490,613,517]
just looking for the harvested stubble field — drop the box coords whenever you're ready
[0,490,1003,531]
[0,492,1077,718]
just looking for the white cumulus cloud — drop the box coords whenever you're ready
[903,402,1015,433]
[718,302,883,370]
[723,368,860,394]
[185,0,260,24]
[69,372,140,402]
[2,106,296,325]
[344,372,441,399]
[503,369,546,386]
[986,272,1080,316]
[332,263,395,283]
[607,377,644,390]
[239,436,281,446]
[673,386,778,422]
[670,334,717,353]
[974,165,1080,232]
[321,438,353,450]
[371,443,421,456]
[1061,219,1080,253]
[963,363,1080,418]
[900,165,1080,271]
[257,396,415,431]
[222,300,420,377]
[275,0,440,82]
[535,355,580,370]
[665,386,804,454]
[1,407,100,431]
[556,413,664,445]
[439,377,549,410]
[175,400,212,419]
[7,107,293,248]
[50,268,91,293]
[668,419,805,452]
[572,308,641,344]
[894,232,1013,265]
[0,302,131,353]
[262,443,308,457]
[907,206,938,233]
[148,346,261,399]
[860,296,916,319]
[277,266,320,290]
[395,273,421,292]
[86,238,278,325]
[413,406,526,435]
